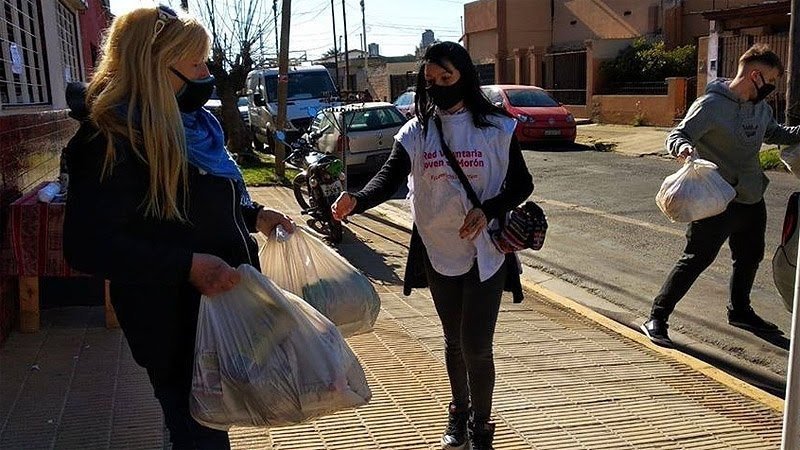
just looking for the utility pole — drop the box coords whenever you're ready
[275,0,291,178]
[330,0,340,92]
[786,0,800,126]
[273,0,280,60]
[341,0,350,91]
[361,0,367,74]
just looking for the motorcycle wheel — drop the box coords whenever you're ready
[292,173,311,211]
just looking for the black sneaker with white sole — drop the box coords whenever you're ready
[441,402,469,450]
[728,307,780,333]
[641,318,673,347]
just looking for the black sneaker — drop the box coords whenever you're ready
[468,419,495,450]
[441,403,469,450]
[728,307,780,333]
[640,318,673,347]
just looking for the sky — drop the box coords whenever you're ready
[109,0,467,60]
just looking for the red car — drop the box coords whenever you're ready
[481,84,576,144]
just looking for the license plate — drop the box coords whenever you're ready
[321,180,342,199]
[544,129,561,136]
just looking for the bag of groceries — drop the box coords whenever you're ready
[259,226,380,337]
[190,265,371,430]
[656,158,735,223]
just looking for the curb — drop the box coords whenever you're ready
[519,278,784,413]
[366,201,785,413]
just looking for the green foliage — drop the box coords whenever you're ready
[601,38,696,82]
[240,153,299,186]
[759,147,785,171]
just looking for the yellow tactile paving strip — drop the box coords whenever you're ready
[240,187,784,450]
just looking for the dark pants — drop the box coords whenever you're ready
[425,258,507,423]
[651,200,767,322]
[147,364,230,449]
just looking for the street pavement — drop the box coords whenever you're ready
[0,185,787,449]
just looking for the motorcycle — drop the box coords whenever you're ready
[278,131,346,243]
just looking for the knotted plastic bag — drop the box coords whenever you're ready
[259,226,380,337]
[656,158,736,223]
[190,265,371,430]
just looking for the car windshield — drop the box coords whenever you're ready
[237,97,248,107]
[264,71,336,101]
[505,89,559,107]
[344,107,406,131]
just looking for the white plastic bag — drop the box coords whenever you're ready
[656,158,736,223]
[259,226,380,337]
[780,143,800,179]
[190,265,371,431]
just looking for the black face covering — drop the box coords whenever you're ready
[752,72,776,104]
[170,67,215,113]
[426,80,463,111]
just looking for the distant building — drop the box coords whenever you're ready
[421,29,435,49]
[368,43,380,57]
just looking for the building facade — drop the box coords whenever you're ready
[0,0,112,343]
[463,0,786,123]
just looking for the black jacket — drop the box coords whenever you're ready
[63,103,262,382]
[351,136,533,302]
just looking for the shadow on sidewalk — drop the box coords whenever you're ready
[336,223,404,286]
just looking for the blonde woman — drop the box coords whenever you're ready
[63,6,293,448]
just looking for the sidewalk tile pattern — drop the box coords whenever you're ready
[0,186,785,449]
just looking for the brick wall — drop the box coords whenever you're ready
[0,110,76,344]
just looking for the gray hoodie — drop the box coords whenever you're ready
[666,78,800,204]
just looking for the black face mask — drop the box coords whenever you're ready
[170,67,215,113]
[426,80,463,111]
[752,72,776,104]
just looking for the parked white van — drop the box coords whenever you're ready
[245,65,340,151]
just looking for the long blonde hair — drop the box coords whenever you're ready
[88,7,210,221]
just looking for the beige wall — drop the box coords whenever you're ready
[554,0,660,46]
[504,0,551,51]
[468,30,499,63]
[465,0,497,33]
[591,77,688,126]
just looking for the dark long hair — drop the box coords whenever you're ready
[414,41,509,132]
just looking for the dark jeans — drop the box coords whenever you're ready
[425,257,507,423]
[651,200,767,322]
[147,369,231,450]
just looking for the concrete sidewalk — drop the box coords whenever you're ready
[575,124,670,157]
[575,123,778,158]
[0,185,786,449]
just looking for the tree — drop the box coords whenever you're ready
[194,0,276,156]
[322,47,340,59]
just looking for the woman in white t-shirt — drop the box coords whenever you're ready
[332,42,533,450]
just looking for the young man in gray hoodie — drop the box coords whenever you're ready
[641,44,800,347]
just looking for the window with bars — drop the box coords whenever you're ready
[0,0,48,106]
[56,1,80,85]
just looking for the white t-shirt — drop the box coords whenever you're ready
[395,111,516,281]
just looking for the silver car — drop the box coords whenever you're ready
[306,102,407,174]
[393,89,416,119]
